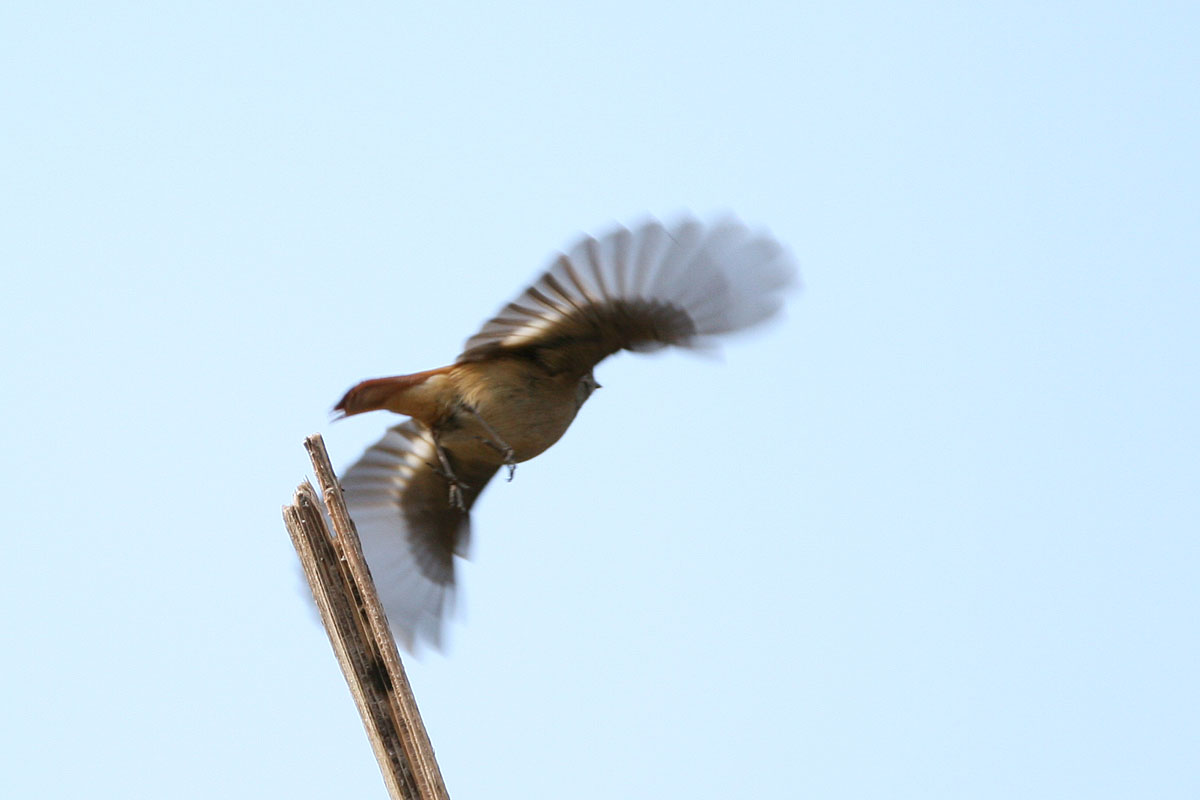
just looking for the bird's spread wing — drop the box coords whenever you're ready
[340,421,499,652]
[457,217,796,373]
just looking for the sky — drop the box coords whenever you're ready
[2,2,1197,798]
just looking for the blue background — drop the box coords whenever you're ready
[3,3,1197,797]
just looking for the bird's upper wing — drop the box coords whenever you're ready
[340,420,498,652]
[456,217,796,373]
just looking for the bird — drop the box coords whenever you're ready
[333,216,796,651]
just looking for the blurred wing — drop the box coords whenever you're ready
[340,421,498,653]
[457,216,796,372]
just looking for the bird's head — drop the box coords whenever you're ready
[576,370,601,408]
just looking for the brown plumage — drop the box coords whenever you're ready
[335,216,795,651]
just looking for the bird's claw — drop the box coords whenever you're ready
[448,482,466,512]
[475,435,517,481]
[426,458,470,512]
[497,443,517,482]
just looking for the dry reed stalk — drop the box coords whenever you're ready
[283,434,450,800]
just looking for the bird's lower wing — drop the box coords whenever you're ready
[340,420,498,652]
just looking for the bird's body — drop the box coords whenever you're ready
[334,216,795,651]
[339,357,588,464]
[444,358,589,462]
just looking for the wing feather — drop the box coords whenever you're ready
[340,421,498,653]
[457,216,795,370]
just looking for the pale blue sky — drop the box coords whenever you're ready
[2,3,1197,798]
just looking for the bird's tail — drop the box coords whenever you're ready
[332,368,452,421]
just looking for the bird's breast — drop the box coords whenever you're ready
[441,360,583,462]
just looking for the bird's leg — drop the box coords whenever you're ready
[463,405,517,481]
[426,435,469,512]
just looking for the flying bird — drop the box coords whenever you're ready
[334,216,795,651]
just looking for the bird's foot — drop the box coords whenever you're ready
[427,435,471,512]
[448,482,466,513]
[475,436,517,481]
[463,405,518,482]
[426,460,470,512]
